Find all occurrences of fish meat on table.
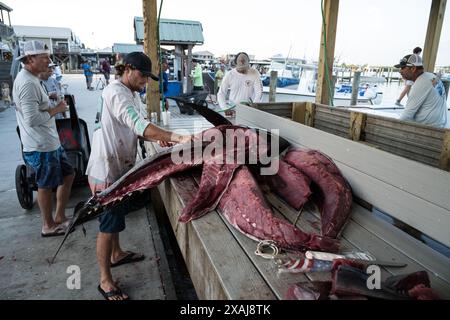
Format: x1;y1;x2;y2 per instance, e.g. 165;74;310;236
51;125;353;262
283;149;353;238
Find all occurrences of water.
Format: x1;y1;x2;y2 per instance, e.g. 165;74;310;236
374;81;450;109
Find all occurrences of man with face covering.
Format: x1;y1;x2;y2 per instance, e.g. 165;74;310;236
217;52;263;110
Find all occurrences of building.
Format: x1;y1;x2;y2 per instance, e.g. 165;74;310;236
193;50;214;62
13;25;83;71
112;43;144;55
0;2;15;90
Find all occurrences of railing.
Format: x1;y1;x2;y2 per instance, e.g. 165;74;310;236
0;24;14;38
53;46;69;55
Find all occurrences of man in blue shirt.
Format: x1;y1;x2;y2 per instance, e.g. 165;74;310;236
81;61;94;91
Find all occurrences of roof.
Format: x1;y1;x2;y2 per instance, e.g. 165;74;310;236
112;43;143;54
193;50;214;56
13;25;72;39
134;17;204;45
0;2;12;12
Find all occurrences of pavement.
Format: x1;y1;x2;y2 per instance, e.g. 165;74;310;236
0;74;182;300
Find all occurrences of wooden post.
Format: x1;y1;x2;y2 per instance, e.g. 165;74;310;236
423;0;447;73
351;71;361;106
315;0;339;106
269;70;278;103
305;102;316;127
439;131;450;171
187;45;193;93
142;0;160;121
292;102;307;124
349;112;367;141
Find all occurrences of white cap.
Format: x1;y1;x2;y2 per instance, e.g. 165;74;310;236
16;40;50;60
394;54;423;68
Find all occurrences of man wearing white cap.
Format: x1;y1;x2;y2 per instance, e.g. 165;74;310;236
395;54;447;128
13;40;75;236
39;62;65;119
217;52;263;111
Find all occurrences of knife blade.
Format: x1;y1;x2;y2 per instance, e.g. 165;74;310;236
305;251;407;268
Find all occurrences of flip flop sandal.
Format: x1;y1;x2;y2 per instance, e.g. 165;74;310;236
111;251;145;268
97;285;130;301
41;224;75;238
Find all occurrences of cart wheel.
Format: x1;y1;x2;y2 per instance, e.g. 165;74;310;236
15;165;34;210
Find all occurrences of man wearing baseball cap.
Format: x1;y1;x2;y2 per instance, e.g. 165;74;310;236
13;40;75;236
395;53;447;127
86;51;192;300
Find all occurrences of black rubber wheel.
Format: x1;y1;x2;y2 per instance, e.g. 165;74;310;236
15;164;34;210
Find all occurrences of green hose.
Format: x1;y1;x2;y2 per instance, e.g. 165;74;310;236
157;0;165;111
320;0;334;107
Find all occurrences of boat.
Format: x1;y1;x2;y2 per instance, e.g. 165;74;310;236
262;67;383;106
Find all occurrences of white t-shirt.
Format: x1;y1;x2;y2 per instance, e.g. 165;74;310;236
400;72;447;128
86;80;150;183
217;68;263;109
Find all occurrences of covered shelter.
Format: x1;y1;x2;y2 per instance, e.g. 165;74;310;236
134;16;204;93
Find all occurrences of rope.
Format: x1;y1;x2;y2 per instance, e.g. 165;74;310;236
255;240;280;260
320;0;334;107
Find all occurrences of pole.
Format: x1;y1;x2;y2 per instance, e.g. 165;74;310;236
269;71;278;103
142;0;160;121
351;71;361;106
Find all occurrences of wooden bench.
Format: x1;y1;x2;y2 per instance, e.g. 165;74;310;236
252;101;450;172
145;106;450;300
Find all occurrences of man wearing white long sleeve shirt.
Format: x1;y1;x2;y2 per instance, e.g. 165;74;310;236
395;54;447;128
13;40;74;237
217;52;263;110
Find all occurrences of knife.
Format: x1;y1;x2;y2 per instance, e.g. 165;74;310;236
306;251;407;268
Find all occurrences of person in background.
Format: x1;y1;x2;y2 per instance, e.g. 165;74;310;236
53;63;63;86
217;52;263;110
13;40;74;237
396;47;422;106
86;52;193;300
161;58;170;110
395;53;447;127
81;60;94;90
214;64;225;96
101;59;111;86
40;62;66;119
190;60;204;91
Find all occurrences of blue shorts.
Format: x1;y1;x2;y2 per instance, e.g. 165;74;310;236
89;177;130;234
23;147;74;189
98;200;130;233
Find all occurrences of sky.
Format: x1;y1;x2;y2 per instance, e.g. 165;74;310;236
8;0;450;66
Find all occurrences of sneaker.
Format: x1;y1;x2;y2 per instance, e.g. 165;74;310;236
395;101;403;107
